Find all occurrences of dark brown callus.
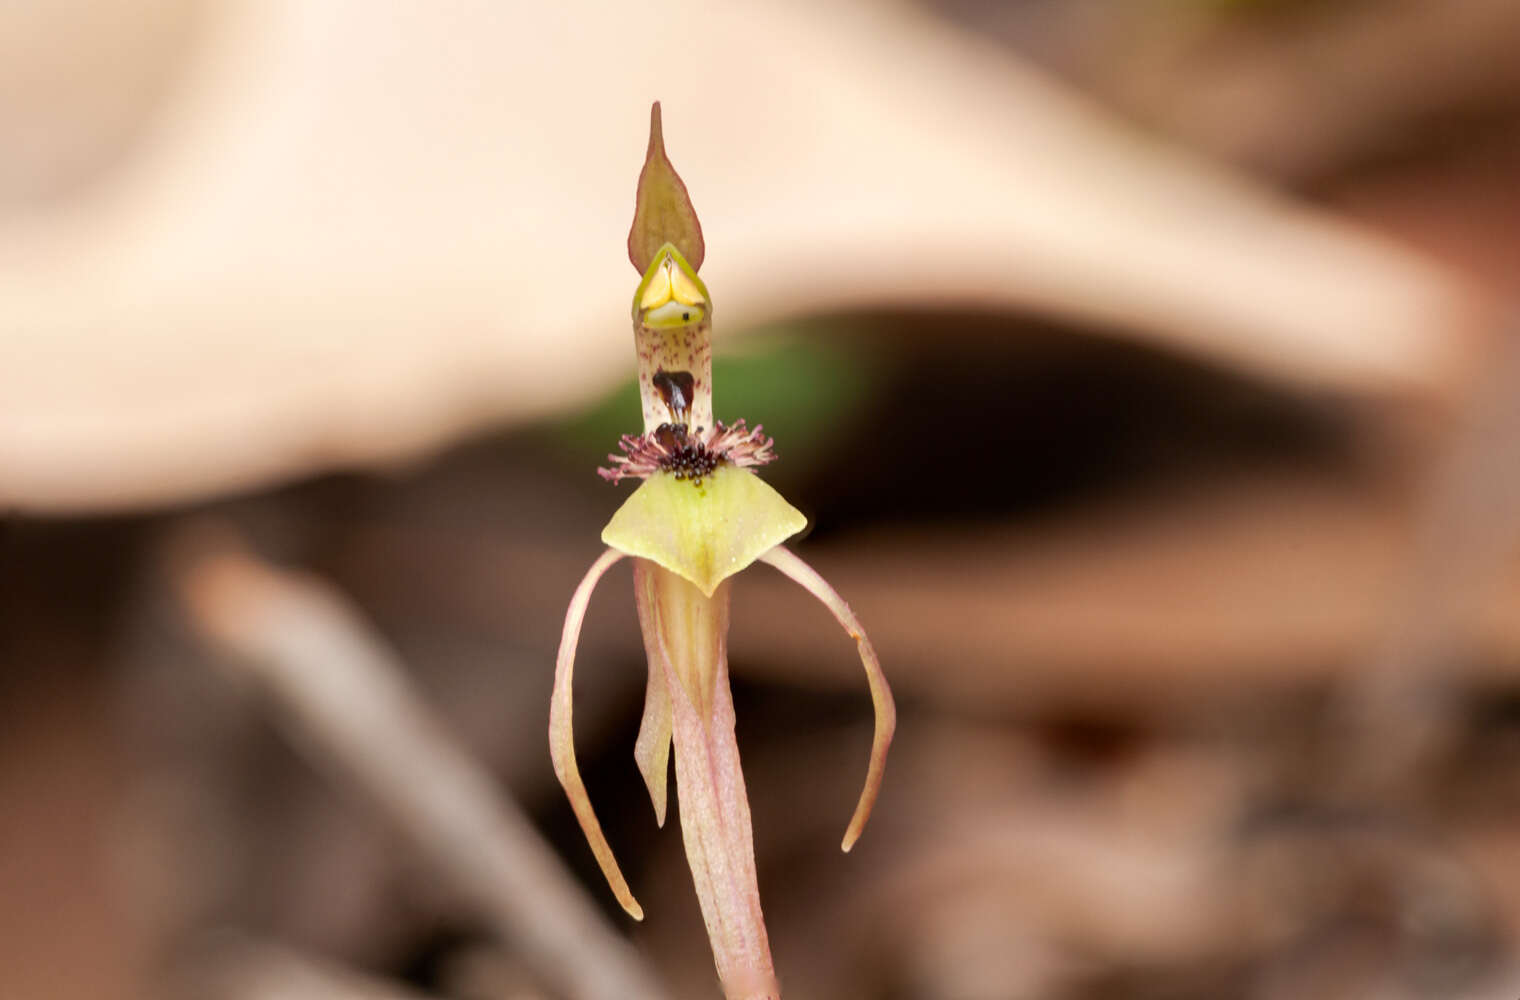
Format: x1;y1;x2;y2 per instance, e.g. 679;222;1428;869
651;422;719;486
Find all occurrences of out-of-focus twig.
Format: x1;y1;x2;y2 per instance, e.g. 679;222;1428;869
171;527;670;1000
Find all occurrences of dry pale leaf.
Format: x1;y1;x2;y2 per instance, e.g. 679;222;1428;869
0;0;1486;511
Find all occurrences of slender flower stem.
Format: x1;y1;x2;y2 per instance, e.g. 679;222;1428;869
636;560;778;1000
758;546;896;851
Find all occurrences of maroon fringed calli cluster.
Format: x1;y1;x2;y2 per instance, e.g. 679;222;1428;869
598;419;777;486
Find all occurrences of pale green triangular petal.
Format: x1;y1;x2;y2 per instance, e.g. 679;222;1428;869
601;465;806;597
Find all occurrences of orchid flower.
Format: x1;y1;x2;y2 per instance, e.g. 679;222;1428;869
549;103;896;1000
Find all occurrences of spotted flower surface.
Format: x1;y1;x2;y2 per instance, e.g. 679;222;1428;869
550;104;895;1000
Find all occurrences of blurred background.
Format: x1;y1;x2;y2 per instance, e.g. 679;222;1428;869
4;1;1520;997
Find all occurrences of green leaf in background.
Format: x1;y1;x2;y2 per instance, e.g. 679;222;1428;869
559;323;884;481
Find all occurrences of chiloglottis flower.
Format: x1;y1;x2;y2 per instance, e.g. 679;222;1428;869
549;103;896;1000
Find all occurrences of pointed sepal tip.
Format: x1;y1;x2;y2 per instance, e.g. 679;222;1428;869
628;101;705;274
